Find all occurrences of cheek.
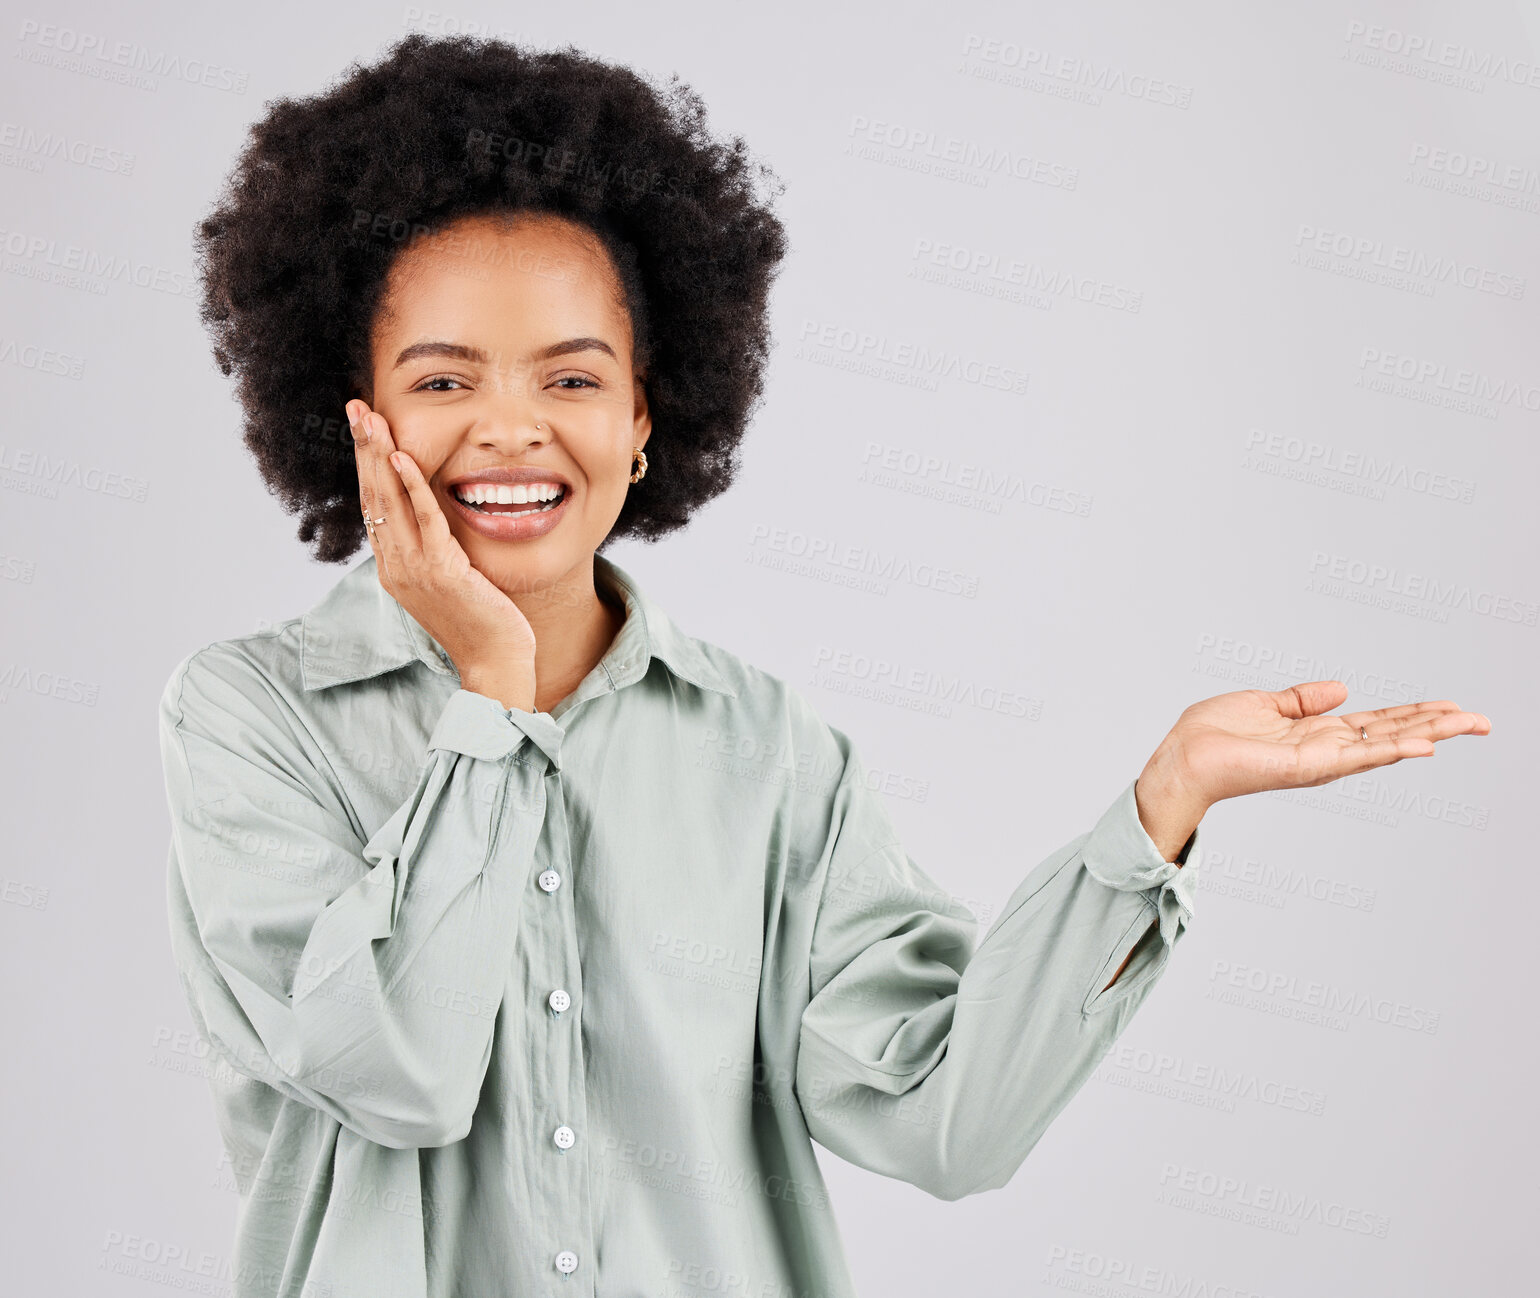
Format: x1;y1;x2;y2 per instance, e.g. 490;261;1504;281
386;419;452;470
408;445;451;480
601;457;635;499
581;440;636;493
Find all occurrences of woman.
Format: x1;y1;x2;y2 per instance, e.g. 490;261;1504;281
158;33;1489;1298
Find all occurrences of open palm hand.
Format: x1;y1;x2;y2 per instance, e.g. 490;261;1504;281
1161;679;1491;807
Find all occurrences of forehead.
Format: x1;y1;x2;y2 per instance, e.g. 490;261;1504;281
376;212;630;342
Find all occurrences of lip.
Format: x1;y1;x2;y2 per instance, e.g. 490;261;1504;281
446;466;573;490
446;479;573;542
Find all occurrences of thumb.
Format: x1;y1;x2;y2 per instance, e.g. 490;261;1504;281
1267;679;1349;718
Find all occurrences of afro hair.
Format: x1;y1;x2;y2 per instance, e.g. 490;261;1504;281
194;33;789;563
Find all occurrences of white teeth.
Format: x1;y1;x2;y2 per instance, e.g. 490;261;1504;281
453;482;565;505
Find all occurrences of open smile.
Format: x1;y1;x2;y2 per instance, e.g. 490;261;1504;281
446;481;573;540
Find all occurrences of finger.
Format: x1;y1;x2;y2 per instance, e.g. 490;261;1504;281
363;411;419;549
353;406;422;581
1380;710;1492;742
388;450;456;580
1336;729;1441;782
1355;706;1490;741
1352;704;1463;738
348;402;388;567
1340;700;1462;729
360;411;403;581
1267;680;1349;719
1315;709;1494;777
1358;731;1433;766
1304;732;1436;785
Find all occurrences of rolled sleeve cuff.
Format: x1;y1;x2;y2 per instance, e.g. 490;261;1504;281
427;689;565;769
1080;779;1203;947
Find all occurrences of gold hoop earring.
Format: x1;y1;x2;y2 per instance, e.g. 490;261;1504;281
629;447;648;484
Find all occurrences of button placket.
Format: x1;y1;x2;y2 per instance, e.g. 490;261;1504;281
535;763;592;1290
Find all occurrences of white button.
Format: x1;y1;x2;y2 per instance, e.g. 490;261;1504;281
538;869;562;893
548;989;570;1014
555;1249;578;1274
554;1124;575;1149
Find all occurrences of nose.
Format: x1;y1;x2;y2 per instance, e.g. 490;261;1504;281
470;399;552;454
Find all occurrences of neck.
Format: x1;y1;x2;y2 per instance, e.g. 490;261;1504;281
501;557;625;714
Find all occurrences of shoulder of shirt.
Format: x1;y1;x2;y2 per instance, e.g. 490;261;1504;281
673;631;857;769
158;619;307;736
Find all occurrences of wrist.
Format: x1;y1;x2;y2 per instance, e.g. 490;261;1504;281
1139;734;1209;810
460;668;536;714
1135;739;1210;863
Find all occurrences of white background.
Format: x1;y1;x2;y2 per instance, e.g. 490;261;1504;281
1;1;1535;1294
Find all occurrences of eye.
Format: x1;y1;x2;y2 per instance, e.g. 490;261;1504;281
411;374;466;392
553;374;600;390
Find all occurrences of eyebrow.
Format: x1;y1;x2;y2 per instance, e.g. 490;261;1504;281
392;336;618;369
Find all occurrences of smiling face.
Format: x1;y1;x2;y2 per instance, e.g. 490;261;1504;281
361;210;650;598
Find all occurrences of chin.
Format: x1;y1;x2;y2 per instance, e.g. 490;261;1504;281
458;533;583;594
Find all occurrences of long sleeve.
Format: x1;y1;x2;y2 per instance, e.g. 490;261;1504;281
158;645;563;1150
793;737;1203;1202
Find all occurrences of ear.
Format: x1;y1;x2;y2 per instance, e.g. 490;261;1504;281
632;376;652;451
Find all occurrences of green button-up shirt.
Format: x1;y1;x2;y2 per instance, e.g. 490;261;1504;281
157;551;1203;1298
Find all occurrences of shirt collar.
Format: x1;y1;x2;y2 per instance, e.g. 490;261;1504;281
299;551;736;700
